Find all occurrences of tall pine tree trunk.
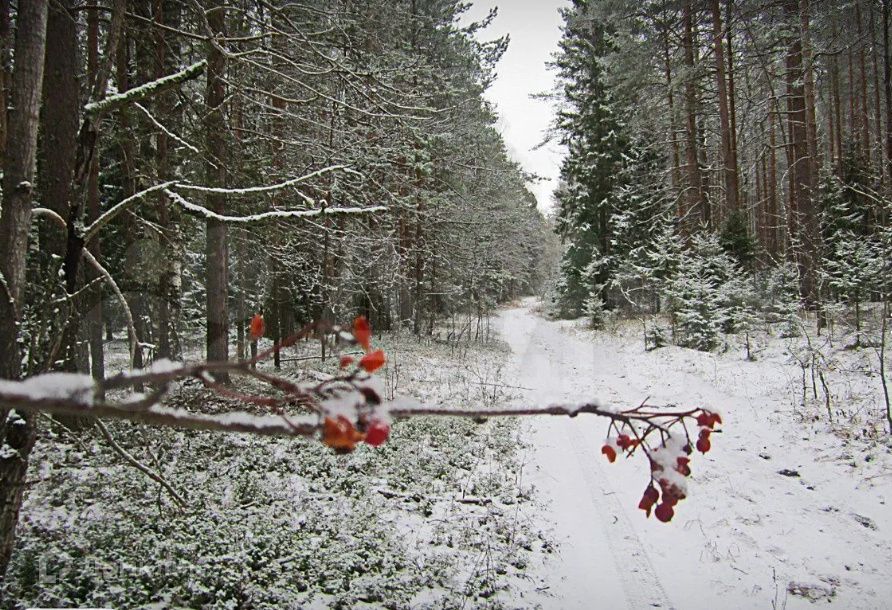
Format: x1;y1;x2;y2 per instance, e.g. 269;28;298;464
786;0;819;306
662;29;682;193
0;0;49;578
871;1;884;180
711;0;738;215
205;1;229;373
884;0;892;178
0;0;9;165
857;1;871;163
85;4;104;388
40;0;82;375
682;0;706;231
726;0;740;204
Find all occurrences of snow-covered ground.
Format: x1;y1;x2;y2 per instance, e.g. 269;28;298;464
5;299;890;609
496;298;892;610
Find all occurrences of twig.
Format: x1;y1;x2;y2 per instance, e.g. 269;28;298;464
95;419;188;509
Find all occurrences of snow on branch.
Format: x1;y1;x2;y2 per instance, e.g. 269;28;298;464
164;189;386;223
82;181;177;243
83;60;207;117
0;318;723;523
172;165;362;196
134;102;201;154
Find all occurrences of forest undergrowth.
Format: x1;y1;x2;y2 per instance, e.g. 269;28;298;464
2;325;547;610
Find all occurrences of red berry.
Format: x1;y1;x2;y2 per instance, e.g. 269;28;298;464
698;428;711;440
658;478;685;504
601;445;617;463
711;413;723;426
364;419;390;447
339;355;355;369
696;437;711;454
617;434;632;450
654;502;675;523
638;486;660;517
638;485;660;516
696;412;713;428
676;456;691;476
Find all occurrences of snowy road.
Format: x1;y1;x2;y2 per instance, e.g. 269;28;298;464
496;299;892;610
496;301;671;609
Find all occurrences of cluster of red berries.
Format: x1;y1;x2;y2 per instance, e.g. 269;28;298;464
600;433;639;463
695;411;721;453
641;453;690;522
321;316;391;453
323;414;391;453
601;409;722;523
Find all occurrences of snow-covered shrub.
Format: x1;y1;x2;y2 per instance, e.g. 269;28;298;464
760;262;801;337
583;290;609;328
822;232;885;345
664;232;751;351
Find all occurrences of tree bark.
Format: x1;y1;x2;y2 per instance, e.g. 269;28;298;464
86;3;104;388
857;1;871;162
884;0;892;177
0;0;49;579
40;0;82;375
768;117;779;257
682;0;707;230
662;27;682;194
786;0;819;306
0;0;10;165
154;0;181;361
711;0;738;215
726;0;740;205
831;15;844;168
205;0;229;373
801;0;820;189
871;0;884;180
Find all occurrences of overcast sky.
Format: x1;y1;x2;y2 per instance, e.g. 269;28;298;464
461;0;569;214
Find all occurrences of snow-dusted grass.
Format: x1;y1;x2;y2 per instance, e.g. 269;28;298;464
2;331;544;609
497;299;892;610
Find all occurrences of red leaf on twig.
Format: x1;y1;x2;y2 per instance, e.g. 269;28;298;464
359;349;386;373
250;314;265;341
353;316;371;351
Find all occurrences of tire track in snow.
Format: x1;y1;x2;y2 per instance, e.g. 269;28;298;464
499;302;672;609
564;420;674;609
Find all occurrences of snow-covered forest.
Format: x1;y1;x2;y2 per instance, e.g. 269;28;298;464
0;0;890;608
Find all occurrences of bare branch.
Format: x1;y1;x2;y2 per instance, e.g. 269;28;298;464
94;420;188;509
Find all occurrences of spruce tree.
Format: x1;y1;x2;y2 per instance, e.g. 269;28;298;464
552;0;625;317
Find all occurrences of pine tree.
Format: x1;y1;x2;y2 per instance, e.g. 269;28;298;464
720;209;758;269
664;232;751;351
552;1;625;317
610;141;677;313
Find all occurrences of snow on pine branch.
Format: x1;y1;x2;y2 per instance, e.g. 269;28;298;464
164;189;387;224
82;181;177;243
173;165;362;196
83;60;208;117
134;102;201;154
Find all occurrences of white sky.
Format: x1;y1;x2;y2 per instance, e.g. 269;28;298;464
461;0;569;214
